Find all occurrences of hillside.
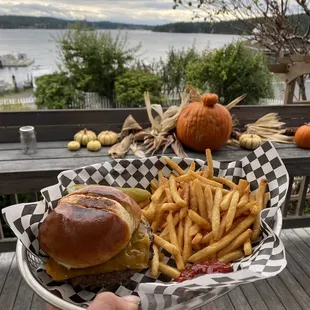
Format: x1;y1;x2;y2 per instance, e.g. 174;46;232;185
0;15;153;30
152;14;310;35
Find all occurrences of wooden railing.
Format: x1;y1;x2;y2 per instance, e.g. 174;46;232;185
1;105;310;252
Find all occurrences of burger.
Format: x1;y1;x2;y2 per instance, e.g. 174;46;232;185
38;185;153;289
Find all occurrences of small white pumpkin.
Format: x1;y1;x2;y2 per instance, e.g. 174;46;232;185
87;140;101;152
74;129;97;146
98;131;118;146
67;141;81;151
239;133;262;150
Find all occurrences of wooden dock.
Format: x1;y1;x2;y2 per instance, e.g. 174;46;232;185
0;228;309;310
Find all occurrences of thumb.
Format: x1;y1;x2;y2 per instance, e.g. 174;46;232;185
87;292;140;310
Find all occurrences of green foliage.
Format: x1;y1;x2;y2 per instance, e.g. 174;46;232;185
57;23;141;100
159;46;199;94
186;42;274;104
115;69;164;107
0;103;32;111
34;72;81;109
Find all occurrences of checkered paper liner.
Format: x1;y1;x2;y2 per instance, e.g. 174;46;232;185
2;142;288;310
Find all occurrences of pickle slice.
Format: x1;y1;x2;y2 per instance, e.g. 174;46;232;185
117;187;151;203
65;184;151;203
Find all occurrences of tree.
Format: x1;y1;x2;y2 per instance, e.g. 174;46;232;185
158;46;199;97
115;69;164;107
56;23;141;101
173;0;310;100
34;72;82;109
186;42;274;104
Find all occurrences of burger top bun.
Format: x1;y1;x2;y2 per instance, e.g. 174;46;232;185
38;185;141;269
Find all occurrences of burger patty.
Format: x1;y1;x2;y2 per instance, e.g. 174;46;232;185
69;218;154;289
69;269;138;289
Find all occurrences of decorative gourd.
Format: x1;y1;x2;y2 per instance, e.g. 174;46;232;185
87;140;101;152
67;141;81;151
98;131;118;146
295;124;310;149
74;129;97;146
239;133;262;150
176;93;232;151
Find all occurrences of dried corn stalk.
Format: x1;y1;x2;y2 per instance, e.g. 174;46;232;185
108;90;191;158
244;113;294;144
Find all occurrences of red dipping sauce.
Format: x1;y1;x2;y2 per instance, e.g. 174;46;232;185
176;260;233;282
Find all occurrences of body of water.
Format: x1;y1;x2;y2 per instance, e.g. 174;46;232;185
0;29;239;85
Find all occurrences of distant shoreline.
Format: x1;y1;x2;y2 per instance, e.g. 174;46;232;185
0;15;241;35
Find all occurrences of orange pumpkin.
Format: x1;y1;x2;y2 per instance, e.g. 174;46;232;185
295;124;310;149
176;93;232;152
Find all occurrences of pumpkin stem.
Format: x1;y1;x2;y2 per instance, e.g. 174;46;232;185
202;93;218;107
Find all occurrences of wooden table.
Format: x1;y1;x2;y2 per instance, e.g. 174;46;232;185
2;228;310;310
1;141;310;196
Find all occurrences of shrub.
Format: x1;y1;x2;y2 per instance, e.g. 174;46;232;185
34;72;81;109
186;42;274;104
57;23;141;101
115;69;164;107
159;46;199;95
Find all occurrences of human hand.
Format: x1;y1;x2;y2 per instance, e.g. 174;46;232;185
46;292;140;310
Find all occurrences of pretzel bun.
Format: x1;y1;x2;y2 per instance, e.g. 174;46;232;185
38;185;141;269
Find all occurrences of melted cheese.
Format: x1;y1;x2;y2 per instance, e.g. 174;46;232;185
46;221;151;281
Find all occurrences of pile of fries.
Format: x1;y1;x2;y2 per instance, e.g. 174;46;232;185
139;150;270;280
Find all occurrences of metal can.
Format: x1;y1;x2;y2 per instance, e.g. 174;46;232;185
19;126;37;154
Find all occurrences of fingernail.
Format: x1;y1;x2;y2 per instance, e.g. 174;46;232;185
122;295;141;304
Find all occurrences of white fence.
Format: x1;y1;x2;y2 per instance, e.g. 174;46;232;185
0;95;37;110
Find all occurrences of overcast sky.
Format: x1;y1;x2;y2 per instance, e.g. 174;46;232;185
0;0;193;25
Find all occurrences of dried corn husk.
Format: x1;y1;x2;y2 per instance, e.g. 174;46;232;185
120;115;143;139
108;134;133;158
244;113;294;144
130;142;145;158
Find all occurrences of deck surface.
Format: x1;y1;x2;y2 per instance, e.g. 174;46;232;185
1;228;310;310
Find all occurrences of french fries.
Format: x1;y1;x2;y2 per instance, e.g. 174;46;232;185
189;215;256;263
151;245;159;276
212;187;222;240
145;151;269;280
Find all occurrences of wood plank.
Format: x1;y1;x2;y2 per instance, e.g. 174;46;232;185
0;256;22;310
228;286;252;310
1;105;310;142
282;230;310;265
1;144;310;174
1;142;310;195
284;250;310;296
200;301;218;310
268;63;288;73
214;294;235;310
284;80;296;105
296;176;310;215
283;216;310;229
0;239;17;253
293;228;310;248
267;276;303;310
0;109;150;127
253;280;286;310
0;122;150;143
277;267;310;310
1;142;67;150
282;177;294;216
239;283;269;310
280;232;310;279
30;294;46;310
0;252;15;293
12;280;34;310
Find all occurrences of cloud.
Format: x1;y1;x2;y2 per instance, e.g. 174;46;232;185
0;0;193;25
